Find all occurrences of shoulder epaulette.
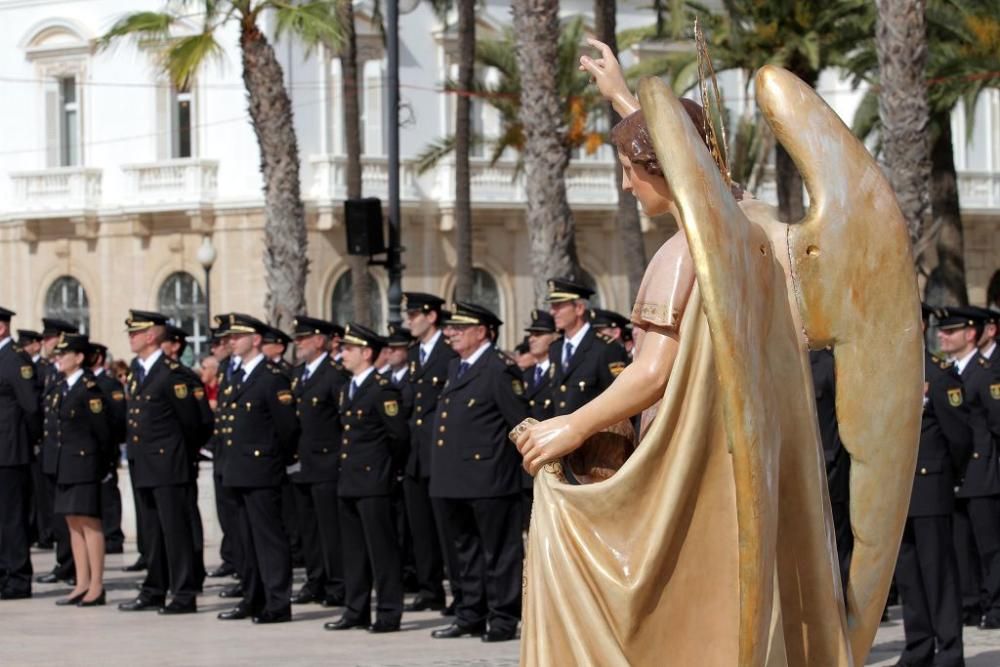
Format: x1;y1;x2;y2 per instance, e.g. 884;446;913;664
931;353;952;370
378;377;389;386
497;350;514;366
84;379;96;388
270;365;282;374
167;360;179;370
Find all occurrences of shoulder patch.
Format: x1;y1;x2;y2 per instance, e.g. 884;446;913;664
948;387;963;407
173;383;189;399
383;399;399;416
168;361;179;370
991;383;1000;401
277;389;293;405
20;365;34;380
88;398;103;414
111;390;125;401
85;379;96;389
608;361;626;377
511;379;524;396
379;378;389;386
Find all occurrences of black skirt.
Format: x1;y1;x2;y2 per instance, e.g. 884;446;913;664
54;482;101;518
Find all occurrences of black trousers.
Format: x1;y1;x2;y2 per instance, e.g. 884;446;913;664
46;473;74;579
403;475;445;601
213;471;240;571
435;495;523;634
187;478;205;589
0;466;33;595
966;495;1000;620
281;479;302;562
897;515;964;667
338;495;403;625
101;467;124;550
136;484;199;605
128;461;148;564
521;488;533;534
292;480;344;600
431;497;464;607
830;500;853;591
29;460;53;546
232;485;291;615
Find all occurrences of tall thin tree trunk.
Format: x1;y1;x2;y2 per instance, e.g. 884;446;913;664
594;0;644;304
925;115;968;306
339;0;373;326
453;0;475;302
774;143;805;222
874;0;931;247
239;16;307;332
512;0;580;305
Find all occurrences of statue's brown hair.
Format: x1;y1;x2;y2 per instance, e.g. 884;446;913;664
610;100;709;177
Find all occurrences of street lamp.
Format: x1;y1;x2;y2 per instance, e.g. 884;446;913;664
196;235;217;338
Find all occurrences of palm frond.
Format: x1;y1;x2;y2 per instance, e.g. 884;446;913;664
850;88;881;142
97;11;178;52
415;135;456;174
271;0;344;54
164;31;225;90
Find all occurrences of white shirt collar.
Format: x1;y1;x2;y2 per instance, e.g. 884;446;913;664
0;337;11;351
392;367;408;383
420;329;442;359
65;368;84;389
305;352;328;376
461;341;492;366
378;364;392;375
535;358;550;374
241;352;265;379
32;353;41;363
953;348;978;374
93;367;105;376
982;341;997;361
564;323;591;351
352;366;375;387
140;349;163;374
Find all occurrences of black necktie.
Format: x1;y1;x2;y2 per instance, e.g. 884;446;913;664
302;366;312;383
136;365;146;386
348;381;358;400
534;365;544;388
457;362;470;379
60;380;69;398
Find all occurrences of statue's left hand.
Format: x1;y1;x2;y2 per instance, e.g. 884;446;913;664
514;415;586;476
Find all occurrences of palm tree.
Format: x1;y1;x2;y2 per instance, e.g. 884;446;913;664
99;2;343;331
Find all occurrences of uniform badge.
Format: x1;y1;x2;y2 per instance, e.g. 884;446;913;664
512;379;524;396
948;387;963;407
991;384;1000;400
173;383;189;399
20;365;33;379
88;398;103;414
193;387;205;400
383;400;399;416
277;390;294;405
111;390;125;401
608;362;626;377
548;365;555;379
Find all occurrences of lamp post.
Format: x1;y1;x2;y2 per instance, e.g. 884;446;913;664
196;236;217;344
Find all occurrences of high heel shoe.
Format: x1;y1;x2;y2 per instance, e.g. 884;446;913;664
56;591;86;606
77;590;106;607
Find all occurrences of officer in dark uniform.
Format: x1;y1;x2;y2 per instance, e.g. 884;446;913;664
215;314;299;624
896;305;969;667
0;306;43;600
289;315;349;607
976;308;998;363
521;310;557;529
809;347;851;588
16;330;43;362
117;310;205;615
324;324;408;633
938;306;1000;629
385;324;418;594
589;308;631;346
401;292;458;614
35;318;80;585
430;302;529;642
17;329;47;549
87;342;126;554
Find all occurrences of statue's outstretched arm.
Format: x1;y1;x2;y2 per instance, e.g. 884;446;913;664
515;327;678;475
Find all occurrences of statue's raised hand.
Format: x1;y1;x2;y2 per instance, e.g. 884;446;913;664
579;38;640;117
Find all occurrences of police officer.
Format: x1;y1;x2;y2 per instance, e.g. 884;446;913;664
17;330;43;363
87;342;127;555
402;292;457;613
895;305;969;667
216;314;299;624
430;303;529;642
117;310;204;615
0;306;42;600
289;315;349;607
324;324;408;633
589;308;631;346
976;308;997;363
521;310;558;528
385;324;418;594
18;329;47;550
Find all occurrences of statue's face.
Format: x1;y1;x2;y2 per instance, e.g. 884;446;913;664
619;152;672;217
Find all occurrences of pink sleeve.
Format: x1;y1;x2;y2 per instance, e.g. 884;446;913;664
631;235;695;332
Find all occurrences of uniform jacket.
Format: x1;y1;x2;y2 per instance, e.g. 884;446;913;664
911;353;973;516
92;370;127;448
549;328;628;416
210;354;238;468
405;333;456;479
125;354;205;488
429;348;529;499
292;354;349;484
176;363;214;457
218;358;300;488
810;349;848;504
956;356;1000;498
0;341;42;467
53;373;114;485
522;362;554;490
337;370;408;498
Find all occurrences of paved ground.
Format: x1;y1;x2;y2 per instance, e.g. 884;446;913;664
4;549;1000;665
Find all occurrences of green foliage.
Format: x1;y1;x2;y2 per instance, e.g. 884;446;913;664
273;1;344;54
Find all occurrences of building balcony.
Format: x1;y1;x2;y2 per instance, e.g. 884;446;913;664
307;155;421;203
958;171;1000;213
120;159;219;212
9;166;102;218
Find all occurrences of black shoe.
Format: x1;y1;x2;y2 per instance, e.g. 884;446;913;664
56;591;86;606
964;611;983;627
981;615;1000;630
207;564;236;578
482;627;517;642
369;620;401;633
118;596;164;611
122;560;147;573
0;590;32;601
158;600;196;615
291;589;318;605
218;604;252;620
432;622;486;638
78;590;106;607
406;595;445;612
218;584;244;599
252;609;291;624
324;616;370;630
440;601;457;617
35;572;61;584
320;596;345;608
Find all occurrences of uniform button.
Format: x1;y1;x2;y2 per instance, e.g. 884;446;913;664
560;385;567;392
345;411;352;417
437;439;444;447
159;448;164;454
441;412;448;419
474;453;481;461
439;426;446;433
920;467;927;475
345;425;351;431
79;450;85;456
254;450;261;457
44;431;48;436
530;400;535;406
559;401;566;408
227;441;233;446
342;438;348;445
341;453;347;459
974;452;981;459
416;405;422;412
322;448;328;453
297;398;302;403
133;436;139;443
296;410;301;417
365;465;371;471
444;398;450;405
416;419;423;426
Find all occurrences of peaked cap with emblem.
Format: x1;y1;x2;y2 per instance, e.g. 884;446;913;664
937;306;987;331
590;308;630;330
16;329;42;343
921;303;946;322
218;313;268;335
967;306;999;326
43;317;79;337
261;325;292;347
88;341;109;359
342;322;387;348
165;324;189;343
125;310;169;333
293;315;338;338
0;306;15;323
444;301;502;328
402;292;446;314
546;277;595;304
387;324;415;348
54;332;91;354
525;309;556;334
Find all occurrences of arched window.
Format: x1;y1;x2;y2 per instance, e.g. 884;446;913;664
158;271;206;365
45;276;90;334
331;270;386;332
578;269;602;308
451;268;502;322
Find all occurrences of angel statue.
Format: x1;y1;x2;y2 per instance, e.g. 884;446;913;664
512;37;924;667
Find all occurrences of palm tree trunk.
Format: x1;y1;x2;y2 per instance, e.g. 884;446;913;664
238;15;307;332
512;0;580;305
924;114;968;306
339;0;374;326
594;0;645;303
874;0;931;247
453;0;475;302
774;143;805;222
